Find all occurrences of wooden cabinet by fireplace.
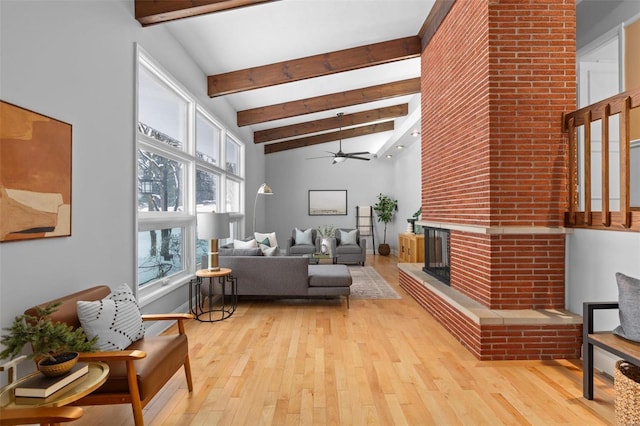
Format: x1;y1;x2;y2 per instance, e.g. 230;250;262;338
398;233;424;263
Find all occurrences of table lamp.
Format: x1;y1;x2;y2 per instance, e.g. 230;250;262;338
197;212;230;271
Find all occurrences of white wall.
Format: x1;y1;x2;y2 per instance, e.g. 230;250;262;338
264;147;397;253
570;0;640;376
577;0;640;50
0;0;260;372
393;142;422;238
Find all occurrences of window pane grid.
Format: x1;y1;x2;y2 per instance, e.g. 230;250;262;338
137;46;244;299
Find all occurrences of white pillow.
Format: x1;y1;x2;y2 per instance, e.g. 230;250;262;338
254;232;278;248
295;228;313;245
77;284;145;351
340;229;358;245
234;238;258;249
260;244;280;256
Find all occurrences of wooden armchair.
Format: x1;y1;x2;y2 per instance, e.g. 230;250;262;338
24;286;193;426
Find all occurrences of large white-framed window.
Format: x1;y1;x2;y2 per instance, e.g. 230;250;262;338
136;46;244;305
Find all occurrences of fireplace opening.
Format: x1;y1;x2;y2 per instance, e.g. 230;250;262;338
423;227;450;285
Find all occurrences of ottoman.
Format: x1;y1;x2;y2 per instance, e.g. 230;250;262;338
307;264;353;308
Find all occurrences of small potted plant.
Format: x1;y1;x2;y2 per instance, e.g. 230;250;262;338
412;207;422;234
373;193;398;256
0;302;97;377
317;224;336;255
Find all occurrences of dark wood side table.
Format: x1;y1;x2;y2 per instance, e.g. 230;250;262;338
190;268;237;322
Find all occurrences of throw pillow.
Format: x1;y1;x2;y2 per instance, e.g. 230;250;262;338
234;238;258;249
260;244;280;256
339;229;358;245
255;232;278;248
295;228;313;245
77;283;145;351
257;237;270;247
613;272;640;342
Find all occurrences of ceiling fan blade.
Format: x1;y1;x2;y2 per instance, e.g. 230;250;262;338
349;156;370;161
306;155;335;160
345;151;370;156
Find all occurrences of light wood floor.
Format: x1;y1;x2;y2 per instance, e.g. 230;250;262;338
77;255;616;425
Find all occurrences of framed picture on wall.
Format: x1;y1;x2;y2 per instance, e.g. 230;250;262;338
308;190;347;216
0;101;72;242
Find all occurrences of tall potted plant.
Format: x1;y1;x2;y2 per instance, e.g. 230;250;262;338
373;193;398;256
0;302;97;377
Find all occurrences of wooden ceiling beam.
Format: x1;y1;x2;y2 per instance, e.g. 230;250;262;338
253;104;408;144
207;36;421;97
264;121;394;154
134;0;278;26
238;78;420;126
418;0;456;52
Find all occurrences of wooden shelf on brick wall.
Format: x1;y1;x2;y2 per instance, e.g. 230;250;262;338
398;233;424;263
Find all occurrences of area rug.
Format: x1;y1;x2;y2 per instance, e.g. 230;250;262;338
348;266;401;300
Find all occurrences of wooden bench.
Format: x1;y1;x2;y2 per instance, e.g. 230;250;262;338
583;301;640;399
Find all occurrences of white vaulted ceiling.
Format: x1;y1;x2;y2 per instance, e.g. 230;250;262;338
145;0;435;158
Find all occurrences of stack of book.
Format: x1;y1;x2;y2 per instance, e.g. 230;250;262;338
14;363;89;404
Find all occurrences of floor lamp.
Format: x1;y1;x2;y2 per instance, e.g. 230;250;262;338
252;183;273;234
197;212;230;271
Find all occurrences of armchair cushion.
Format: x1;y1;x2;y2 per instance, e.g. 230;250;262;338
77;284;145;351
93;333;188;401
339;229;358;245
295;227;314;245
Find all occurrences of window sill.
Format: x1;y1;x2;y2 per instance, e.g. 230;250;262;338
138;274;194;308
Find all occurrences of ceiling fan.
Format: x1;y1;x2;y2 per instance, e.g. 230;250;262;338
307;113;370;164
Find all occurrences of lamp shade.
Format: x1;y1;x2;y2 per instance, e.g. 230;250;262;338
197;212;230;240
257;183;273;195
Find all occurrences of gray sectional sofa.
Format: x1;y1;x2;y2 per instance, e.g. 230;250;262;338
210;255;353;307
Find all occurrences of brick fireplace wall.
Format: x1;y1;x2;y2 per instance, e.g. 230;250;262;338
407;0;580;360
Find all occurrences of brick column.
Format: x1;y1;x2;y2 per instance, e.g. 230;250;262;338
409;0;579;360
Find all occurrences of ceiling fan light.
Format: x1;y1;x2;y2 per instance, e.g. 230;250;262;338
334;157;347;163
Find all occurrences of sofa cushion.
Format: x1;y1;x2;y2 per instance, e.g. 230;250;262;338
614;272;640;342
260;245;280;256
308;265;352;287
254;231;278;248
234;239;258;249
77;284;145;351
220;247;262;256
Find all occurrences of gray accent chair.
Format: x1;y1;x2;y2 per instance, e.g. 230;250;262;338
331;228;367;266
285;228;321;256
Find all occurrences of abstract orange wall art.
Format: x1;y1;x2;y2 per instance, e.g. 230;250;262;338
0;101;72;242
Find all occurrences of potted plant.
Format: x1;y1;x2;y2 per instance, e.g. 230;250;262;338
412;207;422;234
373;193;398;256
0;302;97;377
317;224;336;255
